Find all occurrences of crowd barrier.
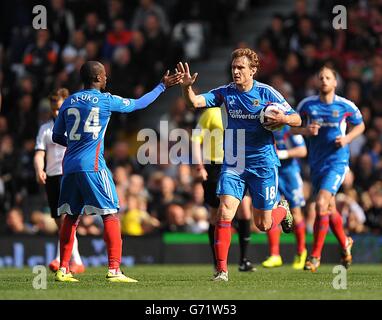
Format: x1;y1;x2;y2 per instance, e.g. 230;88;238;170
0;233;380;268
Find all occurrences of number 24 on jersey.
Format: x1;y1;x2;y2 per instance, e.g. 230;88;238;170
67;107;101;140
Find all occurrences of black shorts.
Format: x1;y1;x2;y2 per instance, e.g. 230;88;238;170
202;163;222;209
45;175;62;219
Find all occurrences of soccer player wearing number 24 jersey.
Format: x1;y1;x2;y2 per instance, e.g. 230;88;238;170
177;48;302;281
294;66;365;272
52;61;182;282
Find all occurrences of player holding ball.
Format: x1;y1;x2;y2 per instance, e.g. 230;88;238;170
177;47;301;281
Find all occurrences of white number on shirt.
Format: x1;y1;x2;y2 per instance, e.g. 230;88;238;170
68;108;81;140
84;107;101;139
265;186;276;200
332;174;342;190
68;107;101;140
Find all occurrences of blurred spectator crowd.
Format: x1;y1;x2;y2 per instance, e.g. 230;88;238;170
0;0;382;237
246;0;382;236
0;0;246;235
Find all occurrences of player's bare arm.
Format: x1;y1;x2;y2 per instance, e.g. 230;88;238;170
191;139;208;182
335;121;365;148
291;122;321;137
177;62;206;108
161;69;184;88
266;109;302;130
277;145;307;160
33;150;47;184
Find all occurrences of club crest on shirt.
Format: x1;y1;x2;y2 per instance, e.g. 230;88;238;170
332;110;339;117
123;98;130;106
253;99;260;106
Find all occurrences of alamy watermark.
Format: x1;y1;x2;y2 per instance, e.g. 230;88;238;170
32;5;47;30
332;5;347;30
136;121;246;172
332;265;347;290
32;265;47;289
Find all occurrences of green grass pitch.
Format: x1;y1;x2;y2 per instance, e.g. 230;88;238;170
0;264;381;300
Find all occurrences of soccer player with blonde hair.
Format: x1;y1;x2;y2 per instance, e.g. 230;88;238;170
178;48;302;281
192;106;256;272
294;66;365;271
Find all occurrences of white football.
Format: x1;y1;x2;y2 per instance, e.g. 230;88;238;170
259;103;286;131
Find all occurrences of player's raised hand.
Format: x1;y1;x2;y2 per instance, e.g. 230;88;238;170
177;62;198;87
161;69;184;88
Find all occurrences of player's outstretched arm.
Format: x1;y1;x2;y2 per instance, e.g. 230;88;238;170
177;62;206;108
126;70;183;112
161;69;183;88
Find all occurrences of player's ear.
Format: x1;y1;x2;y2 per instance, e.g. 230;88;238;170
252;67;257;78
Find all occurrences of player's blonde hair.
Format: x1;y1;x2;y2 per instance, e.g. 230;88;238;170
49;88;69;102
318;65;337;79
231;48;260;76
49;88;69;110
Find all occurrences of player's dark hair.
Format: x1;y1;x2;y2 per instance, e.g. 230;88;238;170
80;61;104;86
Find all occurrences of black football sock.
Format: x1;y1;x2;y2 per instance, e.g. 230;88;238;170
238;219;251;263
208;223;217;268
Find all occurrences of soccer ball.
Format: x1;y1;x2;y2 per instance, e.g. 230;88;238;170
259;103;286;132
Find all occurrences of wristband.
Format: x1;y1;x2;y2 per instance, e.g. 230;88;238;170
278;150;289;160
158;82;166;91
